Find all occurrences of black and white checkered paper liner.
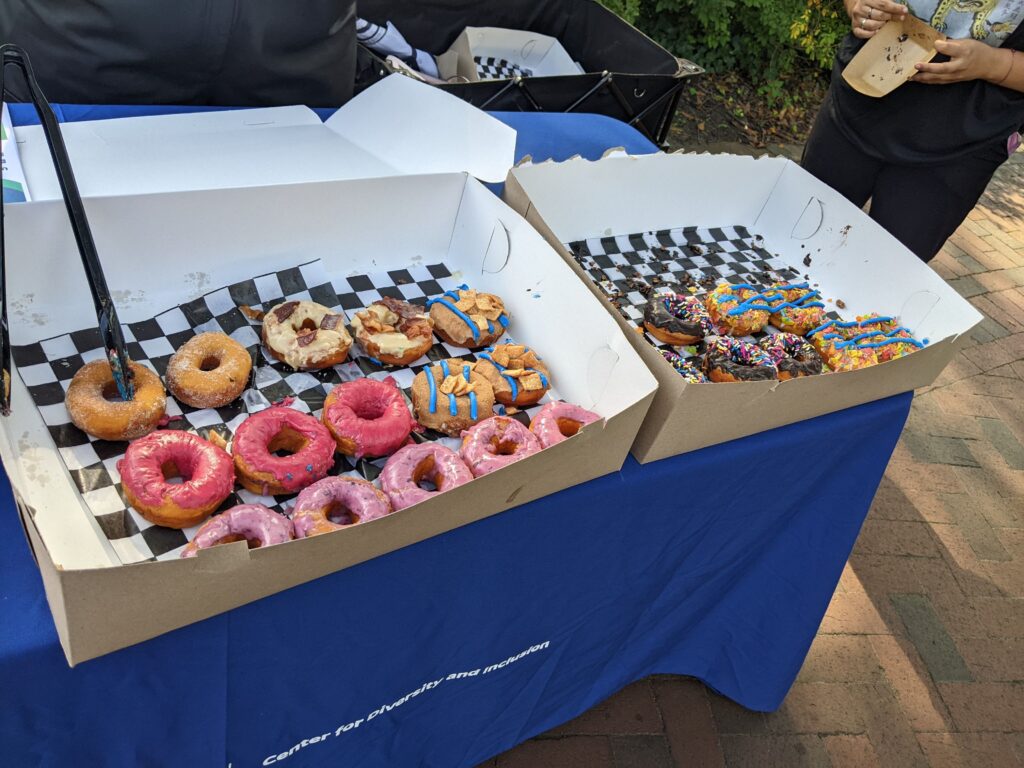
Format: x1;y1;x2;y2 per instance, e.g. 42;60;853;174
565;225;841;357
12;260;559;564
474;55;533;80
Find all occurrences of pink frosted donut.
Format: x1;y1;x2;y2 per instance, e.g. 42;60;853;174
290;476;393;538
380;443;473;511
459;416;541;477
181;504;293;558
322;377;417;459
118;431;234;529
530;401;602;449
231;406;335;496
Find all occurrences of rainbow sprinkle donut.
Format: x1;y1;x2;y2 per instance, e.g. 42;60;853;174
702;336;778;383
757;333;823;380
660;350;709;383
764;283;827;335
807;318;924;371
643;293;714;345
704;283;771;336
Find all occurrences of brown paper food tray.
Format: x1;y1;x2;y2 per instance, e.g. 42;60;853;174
843;14;942;98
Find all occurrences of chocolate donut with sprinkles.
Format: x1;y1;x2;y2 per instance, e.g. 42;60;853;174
702;336;778;383
410;358;495;436
757;333;823;380
426;285;509;349
660;350;709;383
643;293;714;346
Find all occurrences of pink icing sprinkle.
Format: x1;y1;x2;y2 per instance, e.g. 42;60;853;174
380;443;473;511
459;416;541;477
231;407;335;494
181;504;293;557
156;414;184;428
529;401;601;449
117;431;234;510
272;396;296;407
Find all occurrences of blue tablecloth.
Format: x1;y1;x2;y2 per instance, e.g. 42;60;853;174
1;105;913;768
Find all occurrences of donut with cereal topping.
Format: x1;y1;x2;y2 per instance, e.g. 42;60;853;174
474;344;551;407
411;359;494;436
704;283;772;337
764;283;827;336
426;286;508;349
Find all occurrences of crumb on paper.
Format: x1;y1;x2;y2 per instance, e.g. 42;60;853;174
240;305;265;322
803;254;812;267
836;299;847;310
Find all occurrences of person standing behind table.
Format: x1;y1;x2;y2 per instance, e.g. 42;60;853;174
801;1;1024;263
0;0;356;106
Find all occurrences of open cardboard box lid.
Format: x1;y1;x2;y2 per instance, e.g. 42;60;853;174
436;26;584;83
14;74;518;198
504;151;984;461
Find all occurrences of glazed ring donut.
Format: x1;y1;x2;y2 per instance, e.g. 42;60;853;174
459;416;541;477
181;504;293;557
351;297;434;366
165;332;252;409
705;283;771;337
529;401;601;449
765;283;827;336
117;431;234;529
660;350;709;383
807;320;878;372
757;333;823;380
427;285;508;349
322;376;417;459
380;442;474;511
411;359;495;436
474;344;551;407
66;360;167;441
643;293;714;346
231;406;335;496
262;300;352;370
290;476;393;538
702;337;779;383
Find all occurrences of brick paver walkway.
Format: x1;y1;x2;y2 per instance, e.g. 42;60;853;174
484;153;1024;767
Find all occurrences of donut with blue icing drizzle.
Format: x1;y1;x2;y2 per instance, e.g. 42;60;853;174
474;343;551;407
426;286;509;349
410;358;495;436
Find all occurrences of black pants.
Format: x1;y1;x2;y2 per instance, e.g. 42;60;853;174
802;98;1012;262
0;0;356;107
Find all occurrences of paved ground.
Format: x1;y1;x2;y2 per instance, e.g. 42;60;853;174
483;152;1024;767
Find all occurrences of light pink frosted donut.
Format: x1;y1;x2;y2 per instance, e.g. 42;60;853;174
380;443;473;511
530;401;602;449
181;504;293;558
460;416;541;477
290;476;393;538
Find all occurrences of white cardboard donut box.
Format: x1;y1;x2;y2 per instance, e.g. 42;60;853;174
0;77;657;665
503;151;984;463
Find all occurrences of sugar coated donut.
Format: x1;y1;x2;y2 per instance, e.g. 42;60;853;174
165;332;252;409
474;344;551;407
290;476;392;538
66;359;166;441
322;376;416;458
411;359;494;436
118;431;234;529
459;416;541;477
380;443;474;511
262;300;351;370
231;406;335;496
351;297;434;366
764;283;827;336
757;333;823;380
705;283;771;336
530;401;601;449
807;320;879;372
660;350;709;383
181;504;293;557
426;285;508;349
643;293;713;346
702;336;778;383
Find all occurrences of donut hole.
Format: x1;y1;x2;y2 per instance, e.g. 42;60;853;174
296;318;318;333
490;438;520;456
556;418;583;438
353;398;387;421
325;501;360;526
101;380;127;402
216;533;262;549
267;426;309;458
199;355;221;372
412;455;440;492
160;460;190;485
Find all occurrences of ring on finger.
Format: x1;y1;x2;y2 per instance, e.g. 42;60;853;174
868;7;875;19
860;16;868;28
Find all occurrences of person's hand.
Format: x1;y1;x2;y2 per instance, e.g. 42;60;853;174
913;38;1014;84
844;0;908;39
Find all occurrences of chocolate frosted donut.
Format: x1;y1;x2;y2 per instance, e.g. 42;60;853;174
643;293;713;346
757;333;823;381
702;336;778;383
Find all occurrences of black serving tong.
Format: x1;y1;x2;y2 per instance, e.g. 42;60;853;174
0;43;134;415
